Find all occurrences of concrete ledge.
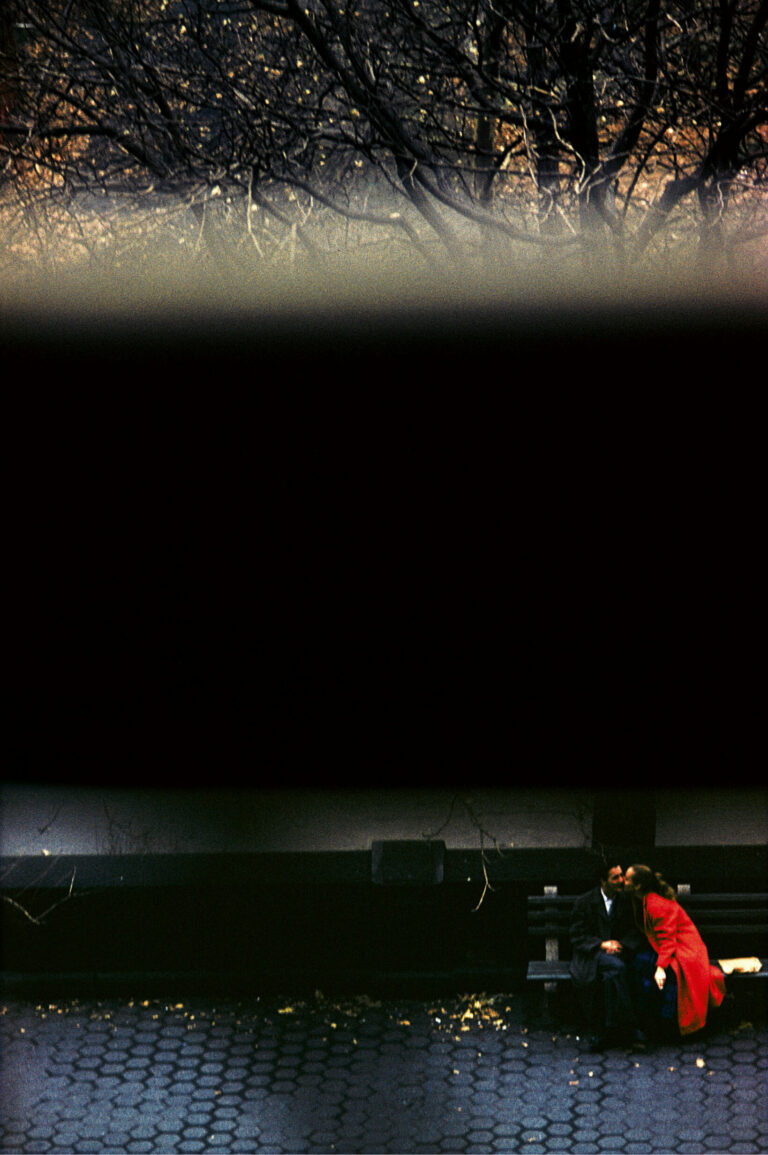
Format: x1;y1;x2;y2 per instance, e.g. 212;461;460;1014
2;844;766;891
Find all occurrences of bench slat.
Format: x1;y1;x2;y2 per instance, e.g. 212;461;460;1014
527;960;572;981
527;893;768;902
684;923;768;935
529;921;768;934
527;894;768;909
526;959;767;981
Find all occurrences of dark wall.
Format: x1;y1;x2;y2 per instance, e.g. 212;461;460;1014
2;845;766;996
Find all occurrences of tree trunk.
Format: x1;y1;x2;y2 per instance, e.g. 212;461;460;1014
396;157;463;263
525;27;562;234
0;8;18;137
474;10;505;205
697;178;727;268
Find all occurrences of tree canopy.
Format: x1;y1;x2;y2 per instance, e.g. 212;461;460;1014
1;0;766;274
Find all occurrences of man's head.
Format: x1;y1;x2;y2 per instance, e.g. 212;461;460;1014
600;863;625;897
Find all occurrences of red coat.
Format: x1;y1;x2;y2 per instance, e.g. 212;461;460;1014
642;892;727;1035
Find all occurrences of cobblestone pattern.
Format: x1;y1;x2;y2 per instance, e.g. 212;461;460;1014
1;990;766;1154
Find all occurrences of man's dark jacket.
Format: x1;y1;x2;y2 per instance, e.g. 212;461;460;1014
569;887;644;986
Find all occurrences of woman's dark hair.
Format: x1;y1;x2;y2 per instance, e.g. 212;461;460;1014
628;863;677;901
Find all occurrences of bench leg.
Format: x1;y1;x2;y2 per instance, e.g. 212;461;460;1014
544;886;559;1000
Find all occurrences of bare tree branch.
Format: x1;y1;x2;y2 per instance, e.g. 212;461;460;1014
2;866;77;926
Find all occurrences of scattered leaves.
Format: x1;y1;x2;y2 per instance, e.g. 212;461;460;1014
427;993;515;1034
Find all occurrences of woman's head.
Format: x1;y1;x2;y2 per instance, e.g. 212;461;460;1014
626;864;676;900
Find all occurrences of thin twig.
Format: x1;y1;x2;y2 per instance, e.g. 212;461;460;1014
471;855;495;912
1;866;77;926
422;792;460;840
423;793;504;911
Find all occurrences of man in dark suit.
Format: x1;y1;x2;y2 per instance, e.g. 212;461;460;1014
569;859;646;1050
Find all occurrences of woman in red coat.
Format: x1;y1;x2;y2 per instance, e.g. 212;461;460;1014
625;864;727;1036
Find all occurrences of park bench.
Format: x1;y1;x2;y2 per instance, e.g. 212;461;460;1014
527;886;768;989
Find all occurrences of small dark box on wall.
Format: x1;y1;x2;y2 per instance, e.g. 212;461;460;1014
372;840;445;886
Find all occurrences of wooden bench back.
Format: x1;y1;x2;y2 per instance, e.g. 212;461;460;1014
528;889;768;955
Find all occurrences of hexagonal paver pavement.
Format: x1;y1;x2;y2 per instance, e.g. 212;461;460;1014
1;988;766;1153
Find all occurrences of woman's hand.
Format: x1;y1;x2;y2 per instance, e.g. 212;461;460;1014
654;966;667;990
